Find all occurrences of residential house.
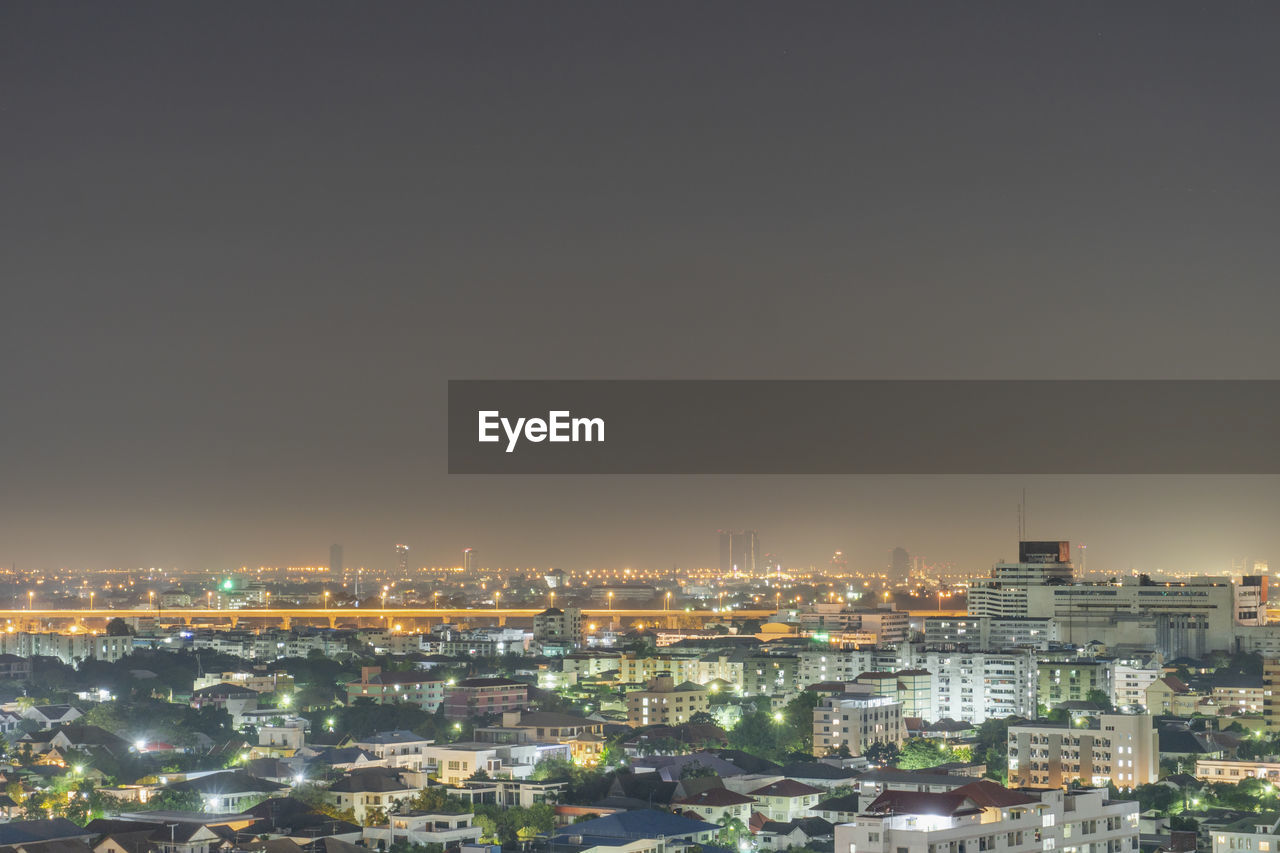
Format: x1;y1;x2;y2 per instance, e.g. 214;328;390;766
747;779;823;823
166;771;287;814
671;786;755;825
363;812;483;850
326;769;418;824
353;731;434;771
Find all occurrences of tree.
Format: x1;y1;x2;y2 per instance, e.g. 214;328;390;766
105;618;133;636
728;709;781;759
715;816;750;849
139;788;204;812
896;739;952;770
1085;689;1115;711
863;741;900;766
405;786;471;814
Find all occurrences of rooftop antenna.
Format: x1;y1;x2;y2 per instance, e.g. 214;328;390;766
1018;488;1027;541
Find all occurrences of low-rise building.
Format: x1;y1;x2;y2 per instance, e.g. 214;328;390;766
1210;813;1280;853
363;811;484;849
347;667;447;711
835;782;1138;853
354;730;436;770
443;677;529;721
1195;758;1280;783
748;779;824;822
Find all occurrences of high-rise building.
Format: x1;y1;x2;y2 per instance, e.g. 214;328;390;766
330;544;343;574
395;544;409;574
463;547;477;574
968;540;1075;619
1263;657;1280;732
830;551;848;574
889;547;910;582
718;529;759;575
1236;575;1269;625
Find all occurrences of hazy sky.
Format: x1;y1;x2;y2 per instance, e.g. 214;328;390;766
4;3;1280;574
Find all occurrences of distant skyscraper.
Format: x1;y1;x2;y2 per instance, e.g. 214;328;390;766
718;529;759;575
463;547;477;574
890;546;910;581
330;544;343;574
831;551;849;574
395;543;409;574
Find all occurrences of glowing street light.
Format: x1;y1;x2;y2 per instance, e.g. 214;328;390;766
323;590;330;609
27;591;33;611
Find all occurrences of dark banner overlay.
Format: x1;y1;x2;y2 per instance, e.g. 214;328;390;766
448;380;1280;474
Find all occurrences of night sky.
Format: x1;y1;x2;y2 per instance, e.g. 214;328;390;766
4;3;1280;574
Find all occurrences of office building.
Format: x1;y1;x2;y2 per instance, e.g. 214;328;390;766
395;543;409;574
329;544;343;574
968;540;1074;620
1236;575;1269;626
719;529;760;575
1008;713;1158;789
924;616;1058;650
464;547;478;574
890;546;910;582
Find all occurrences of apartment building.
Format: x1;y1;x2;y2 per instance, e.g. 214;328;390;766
0;632;134;666
835;782;1138;853
347;667;447;711
896;647;1038;723
1008;713;1158;789
813;687;905;757
854;671;933;719
1262;658;1280;733
534;607;584;647
627;676;710;727
1111;663;1161;711
1211;814;1280;853
1037;659;1113;710
1195;758;1280;783
443;677;530;721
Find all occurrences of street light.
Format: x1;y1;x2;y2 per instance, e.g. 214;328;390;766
27;591;33;611
608;590;614;611
89;592;95;611
323;590;330;609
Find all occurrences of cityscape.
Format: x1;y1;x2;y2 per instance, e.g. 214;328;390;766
0;532;1277;853
7;6;1280;853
